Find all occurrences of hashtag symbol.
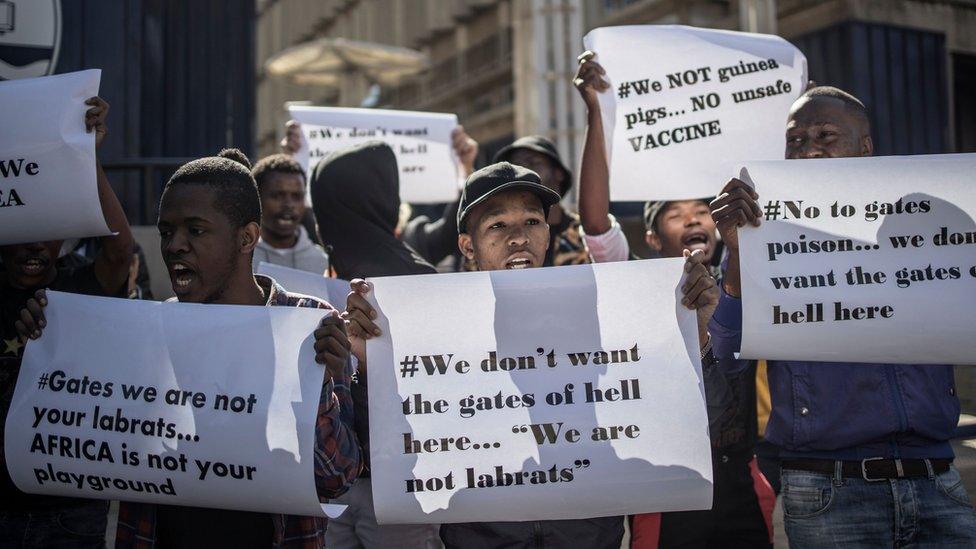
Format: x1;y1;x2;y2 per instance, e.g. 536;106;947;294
763;200;782;221
399;356;419;378
37;373;49;390
616;81;631;99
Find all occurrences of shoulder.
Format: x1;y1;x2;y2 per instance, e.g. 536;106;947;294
279;291;336;311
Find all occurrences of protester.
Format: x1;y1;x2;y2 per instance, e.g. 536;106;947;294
251;153;330;274
401;126;478;268
487;136;592;267
17;148;361;548
278;119;325;248
343;161;720;549
309;141;442;548
710;86;976;547
574;51;773;549
59;239;154;300
0;96;133;548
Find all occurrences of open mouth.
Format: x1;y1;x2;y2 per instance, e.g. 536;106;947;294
169;262;197;292
506;257;532;270
275;213;297;227
681;231;710;251
18;257;49;277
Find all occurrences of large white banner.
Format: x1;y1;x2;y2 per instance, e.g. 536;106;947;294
365;260;713;524
289;106;459;204
257;262;350;309
583;25;807;201
5;291;343;517
737;154;976;364
0;70;112;245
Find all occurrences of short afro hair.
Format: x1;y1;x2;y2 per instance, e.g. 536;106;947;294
251;154;306;193
162;148;261;228
798;86;870;131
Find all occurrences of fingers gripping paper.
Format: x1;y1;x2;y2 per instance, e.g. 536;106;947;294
0;70;112;245
288;106;459;204
365;260;713;524
737;154;976;364
4;292;343;517
583;26;807;201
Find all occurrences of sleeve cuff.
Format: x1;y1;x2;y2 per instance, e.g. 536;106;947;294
320;376;337;412
712;286;743;331
581;215;630;263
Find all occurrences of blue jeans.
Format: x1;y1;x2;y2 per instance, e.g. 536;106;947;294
0;501;107;548
782;464;976;548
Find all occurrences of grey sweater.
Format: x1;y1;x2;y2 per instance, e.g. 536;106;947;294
251;226;329;275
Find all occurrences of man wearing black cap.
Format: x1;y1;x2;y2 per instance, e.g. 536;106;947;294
491;136;591;267
345;161;721;549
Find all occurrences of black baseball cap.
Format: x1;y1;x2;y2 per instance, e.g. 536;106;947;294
457;162;561;233
493;136;573;197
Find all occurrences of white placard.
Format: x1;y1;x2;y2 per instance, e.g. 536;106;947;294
288;106;459;204
0;70;112;245
737;154;976;364
257;262;350;308
583;25;807;201
365;260;713;524
5;291;344;517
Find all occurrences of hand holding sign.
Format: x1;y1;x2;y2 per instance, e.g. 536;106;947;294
736;154;976;364
573;51;610;112
289;106;460;203
582;25;807;201
313;313;351;382
85;97;110;149
0;70;112;245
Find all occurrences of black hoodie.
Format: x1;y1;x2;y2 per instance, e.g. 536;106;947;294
311;141;435;280
310;141;436;473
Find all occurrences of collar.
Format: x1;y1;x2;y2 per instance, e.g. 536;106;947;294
255;274;288;306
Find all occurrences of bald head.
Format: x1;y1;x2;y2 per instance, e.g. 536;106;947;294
786;86;873;159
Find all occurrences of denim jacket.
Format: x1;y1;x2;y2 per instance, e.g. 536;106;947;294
709;289;959;460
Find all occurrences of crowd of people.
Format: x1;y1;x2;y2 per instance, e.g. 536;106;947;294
1;46;974;549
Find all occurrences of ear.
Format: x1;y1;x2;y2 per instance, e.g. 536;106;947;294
553;167;566;190
458;233;476;261
645;230;662;252
241;222;260;254
861;135;874;157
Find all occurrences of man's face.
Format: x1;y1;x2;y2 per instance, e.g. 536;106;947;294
646;200;717;261
786;96;872;159
0;240;63;289
506;149;564;196
459;190;550;272
157;185;253;303
260;172;306;240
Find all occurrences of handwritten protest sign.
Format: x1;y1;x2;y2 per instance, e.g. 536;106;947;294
737;154;976;364
583;25;807;201
0;70;112;245
5;292;344;517
289;106;459;203
365;260;713;524
257;262;350;308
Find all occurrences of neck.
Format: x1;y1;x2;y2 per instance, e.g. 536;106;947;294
213;268;266;306
5;269;58;291
262;228;299;249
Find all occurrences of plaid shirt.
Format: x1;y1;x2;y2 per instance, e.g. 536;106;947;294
116;275;361;548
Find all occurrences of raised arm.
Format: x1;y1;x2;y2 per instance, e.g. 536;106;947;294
402;127;476;265
574;51;612;237
86;97;135;296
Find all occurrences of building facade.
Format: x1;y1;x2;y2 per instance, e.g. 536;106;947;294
256;0;976;164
